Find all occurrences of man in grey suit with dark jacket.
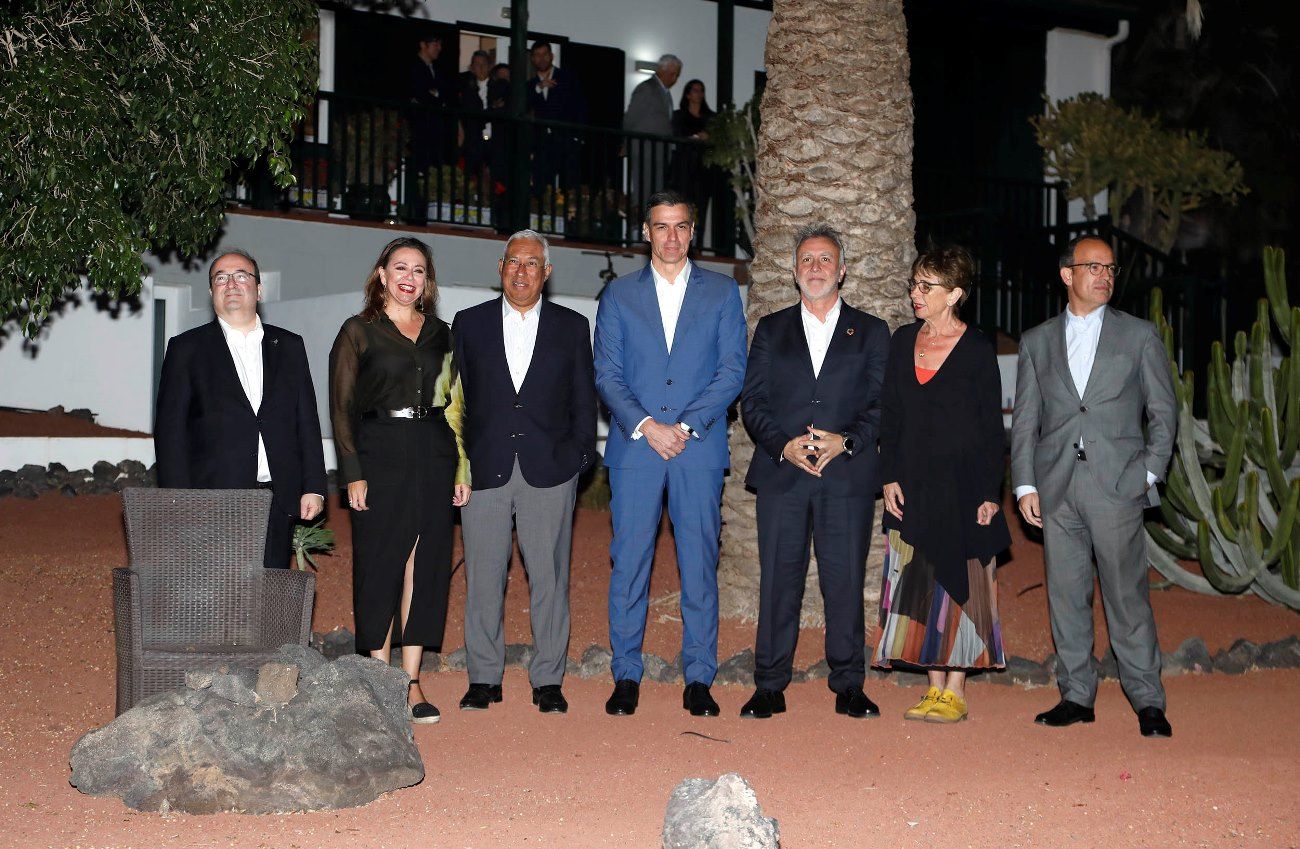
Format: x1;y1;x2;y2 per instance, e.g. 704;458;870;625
1011;234;1177;738
623;54;681;220
155;249;327;568
452;230;597;715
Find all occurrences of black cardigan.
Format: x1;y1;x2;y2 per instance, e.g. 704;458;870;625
879;322;1011;604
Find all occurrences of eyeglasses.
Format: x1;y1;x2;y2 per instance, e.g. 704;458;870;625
1066;262;1121;278
212;271;256;287
906;279;939;294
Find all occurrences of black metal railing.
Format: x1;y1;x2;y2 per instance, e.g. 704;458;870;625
228;90;736;255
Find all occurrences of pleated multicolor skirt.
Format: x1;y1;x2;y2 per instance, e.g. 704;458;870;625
873;530;1005;669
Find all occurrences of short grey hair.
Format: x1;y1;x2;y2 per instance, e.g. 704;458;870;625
658;54;682;71
503;229;551;266
792;223;846;268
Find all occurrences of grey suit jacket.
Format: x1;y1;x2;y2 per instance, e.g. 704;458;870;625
1010;307;1177;513
623;76;673;136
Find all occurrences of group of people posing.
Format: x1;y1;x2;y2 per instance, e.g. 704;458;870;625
154;189;1176;739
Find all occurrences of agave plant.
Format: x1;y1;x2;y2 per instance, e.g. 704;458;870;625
1145;247;1300;610
292;518;335;572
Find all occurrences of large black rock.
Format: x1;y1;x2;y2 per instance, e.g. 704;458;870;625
69;646;423;813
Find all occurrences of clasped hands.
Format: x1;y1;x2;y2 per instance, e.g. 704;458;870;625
781;426;846;477
642;419;692;461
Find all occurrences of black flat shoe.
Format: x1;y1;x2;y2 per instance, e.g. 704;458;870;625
1034;699;1095;726
683;682;720;717
834;686;879;718
458;682;504;711
605;679;640;716
739;688;786;719
408;679;441;724
532;685;568;714
1137;706;1172;738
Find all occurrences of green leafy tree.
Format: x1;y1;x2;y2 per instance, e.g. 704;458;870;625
0;1;318;337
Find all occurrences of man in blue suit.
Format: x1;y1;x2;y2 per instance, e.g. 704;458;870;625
594;190;747;717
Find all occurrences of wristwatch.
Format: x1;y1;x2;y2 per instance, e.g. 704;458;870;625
840;432;856;457
679;422;698;439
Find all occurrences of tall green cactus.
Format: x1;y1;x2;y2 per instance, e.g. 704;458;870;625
1145;247;1300;609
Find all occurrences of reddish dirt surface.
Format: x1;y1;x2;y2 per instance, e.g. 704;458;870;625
0;410;149;438
0;490;1296;848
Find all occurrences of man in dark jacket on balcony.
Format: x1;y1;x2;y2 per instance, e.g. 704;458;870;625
527;41;585;202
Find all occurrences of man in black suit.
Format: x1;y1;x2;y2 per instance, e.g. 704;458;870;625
526;41;586;200
452;230;597;714
460;50;494;198
155;250;327;568
738;223;891;719
405;33;451;222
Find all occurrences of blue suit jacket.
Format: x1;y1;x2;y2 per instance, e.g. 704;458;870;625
594;264;747;469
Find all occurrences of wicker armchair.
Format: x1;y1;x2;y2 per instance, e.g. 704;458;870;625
113;488;316;715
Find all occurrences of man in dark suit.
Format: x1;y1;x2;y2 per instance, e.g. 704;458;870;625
460;49;493;197
452;230;597;715
155;250;327;568
738;223;891;719
623;54;681;223
526;41;586;199
405;34;451;222
1011;234;1177;738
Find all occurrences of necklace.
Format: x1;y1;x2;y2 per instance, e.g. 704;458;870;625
917;322;960;359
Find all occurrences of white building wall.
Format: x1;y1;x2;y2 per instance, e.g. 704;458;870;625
0;278;157;433
1044;24;1128;223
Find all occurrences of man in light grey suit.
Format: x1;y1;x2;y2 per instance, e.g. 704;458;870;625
1011;234;1177;738
623;54;681;223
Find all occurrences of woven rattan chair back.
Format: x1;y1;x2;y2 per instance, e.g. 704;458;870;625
122;488;271;568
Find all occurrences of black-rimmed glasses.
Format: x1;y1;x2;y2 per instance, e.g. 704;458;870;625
1066;262;1121;277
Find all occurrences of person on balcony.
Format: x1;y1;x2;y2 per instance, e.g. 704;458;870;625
624;54;682;226
407;34;452;173
739;224;891;721
670;79;718;241
328;237;471;725
154;249;327;570
460;50;494;204
594;190;747;718
874;245;1010;723
452;230;597;716
527;40;585;207
1011;234;1177;738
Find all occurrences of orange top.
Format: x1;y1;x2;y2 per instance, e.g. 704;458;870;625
915;365;937;385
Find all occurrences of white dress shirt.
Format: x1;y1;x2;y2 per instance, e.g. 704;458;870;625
217;316;271;483
534;67;553;99
477;78;492;140
502;297;541;393
801;297;841;378
632;261;692;439
1014;305;1155;499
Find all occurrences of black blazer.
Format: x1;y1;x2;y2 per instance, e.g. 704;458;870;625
526;66;587;124
452;297;597;491
154;320;327;517
741;302;890;496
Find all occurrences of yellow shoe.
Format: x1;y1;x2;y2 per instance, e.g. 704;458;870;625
904;686;942;721
924;689;969;723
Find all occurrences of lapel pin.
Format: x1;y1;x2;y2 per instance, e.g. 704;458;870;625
271;338;278;345
846;327;855;336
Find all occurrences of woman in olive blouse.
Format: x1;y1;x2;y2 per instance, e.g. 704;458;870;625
329;236;470;724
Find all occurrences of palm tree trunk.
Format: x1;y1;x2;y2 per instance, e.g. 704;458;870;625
718;0;916;628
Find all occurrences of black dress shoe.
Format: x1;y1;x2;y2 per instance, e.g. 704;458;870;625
532;685;569;714
739;688;786;719
834;686;879;718
605;679;640;716
1137;706;1172;738
1034;699;1095;726
683;682;721;717
458;683;503;711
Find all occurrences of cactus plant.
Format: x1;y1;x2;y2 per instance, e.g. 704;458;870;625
1144;247;1300;610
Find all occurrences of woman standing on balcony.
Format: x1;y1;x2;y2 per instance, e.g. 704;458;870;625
329;237;471;724
670;79;717;231
874;245;1010;723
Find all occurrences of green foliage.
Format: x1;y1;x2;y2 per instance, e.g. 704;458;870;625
0;1;319;337
1032;93;1246;253
1145;247;1300;610
292;518;335;572
704;94;761;247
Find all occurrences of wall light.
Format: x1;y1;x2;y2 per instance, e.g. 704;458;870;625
634;60;658;74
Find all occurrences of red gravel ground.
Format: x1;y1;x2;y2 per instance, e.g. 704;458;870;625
0;490;1296;848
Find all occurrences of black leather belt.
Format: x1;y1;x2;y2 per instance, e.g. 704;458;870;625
363;407;433;420
256;481;275;489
